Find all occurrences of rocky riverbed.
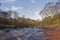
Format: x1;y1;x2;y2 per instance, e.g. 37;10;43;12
0;28;47;40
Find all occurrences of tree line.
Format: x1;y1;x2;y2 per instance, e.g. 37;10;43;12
0;10;41;28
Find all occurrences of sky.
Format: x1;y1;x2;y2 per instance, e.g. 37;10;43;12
0;0;58;20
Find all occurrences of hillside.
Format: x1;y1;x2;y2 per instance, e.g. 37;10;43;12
40;13;60;29
39;2;60;29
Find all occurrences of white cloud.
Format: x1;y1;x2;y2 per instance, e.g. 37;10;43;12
1;6;24;18
30;9;42;20
1;6;42;20
24;9;42;20
31;0;36;3
11;6;23;11
5;0;15;2
0;0;16;2
1;6;23;11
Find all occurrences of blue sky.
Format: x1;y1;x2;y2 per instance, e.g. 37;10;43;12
0;0;58;20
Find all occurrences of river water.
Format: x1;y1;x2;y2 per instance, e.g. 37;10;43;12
0;28;47;40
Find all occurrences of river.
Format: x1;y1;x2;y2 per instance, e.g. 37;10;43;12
0;28;47;40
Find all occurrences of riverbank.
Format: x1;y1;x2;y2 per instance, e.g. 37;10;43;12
45;28;60;40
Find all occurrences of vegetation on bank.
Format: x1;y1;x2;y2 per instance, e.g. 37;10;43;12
40;13;60;29
0;10;41;28
0;11;60;29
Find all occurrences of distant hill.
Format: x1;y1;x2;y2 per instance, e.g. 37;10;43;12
39;2;60;29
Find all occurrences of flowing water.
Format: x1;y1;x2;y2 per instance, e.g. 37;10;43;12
0;28;47;40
